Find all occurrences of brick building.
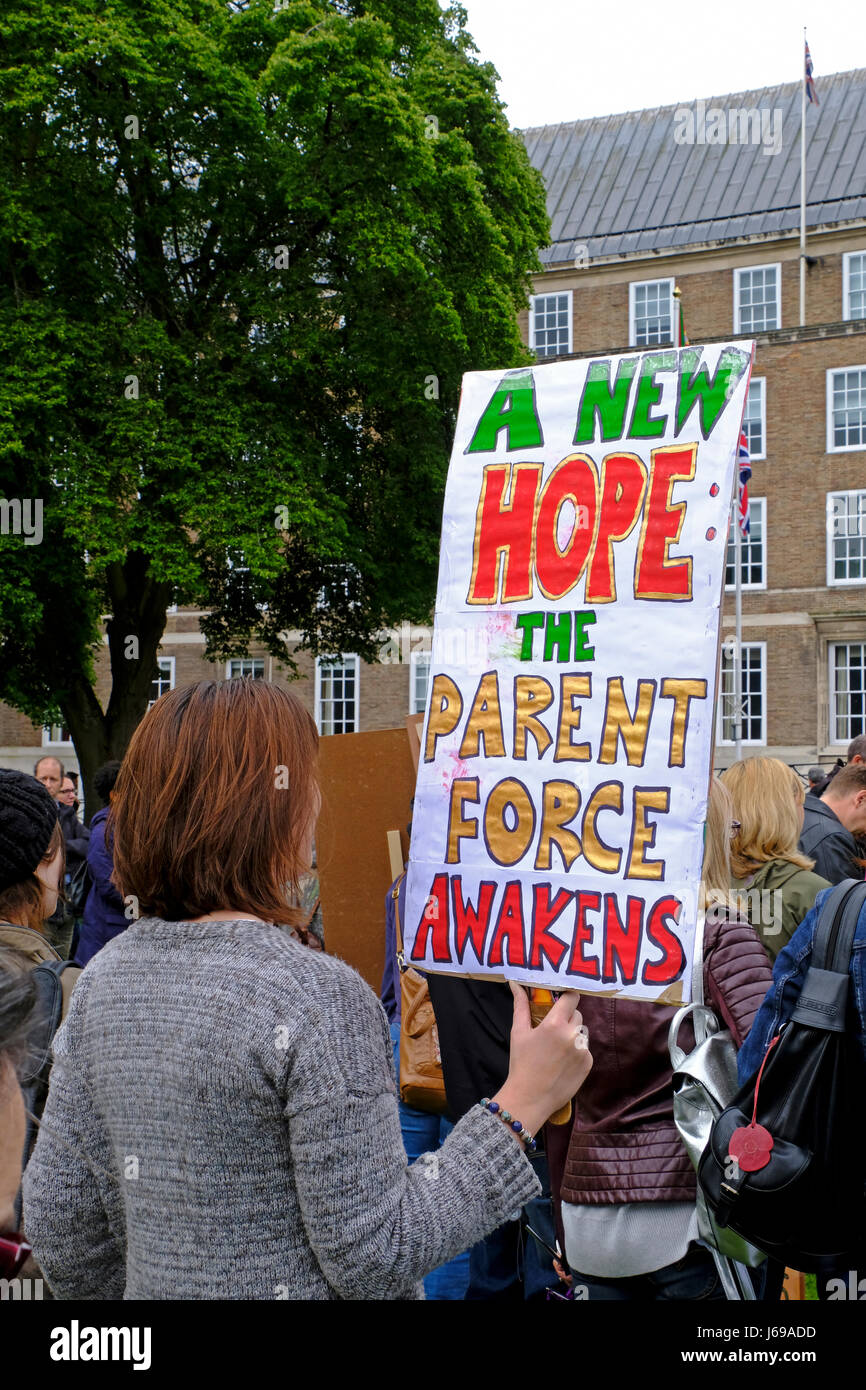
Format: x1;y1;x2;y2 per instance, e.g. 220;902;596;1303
519;68;866;772
3;70;865;787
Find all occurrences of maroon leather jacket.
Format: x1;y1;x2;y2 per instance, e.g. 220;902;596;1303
547;907;773;1211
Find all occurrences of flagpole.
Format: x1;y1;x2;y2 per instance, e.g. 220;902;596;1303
733;472;743;761
800;27;807;326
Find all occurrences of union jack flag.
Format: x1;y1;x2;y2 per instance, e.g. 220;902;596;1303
805;41;819;105
737;431;752;536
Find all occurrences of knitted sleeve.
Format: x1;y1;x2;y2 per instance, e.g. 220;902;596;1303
21;972;126;1299
282;960;540;1299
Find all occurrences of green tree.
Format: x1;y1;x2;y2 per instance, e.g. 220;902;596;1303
0;0;548;814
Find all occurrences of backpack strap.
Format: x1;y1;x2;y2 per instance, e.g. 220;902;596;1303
791;879;866;1033
21;959;68;1086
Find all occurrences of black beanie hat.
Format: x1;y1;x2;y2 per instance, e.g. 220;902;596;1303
0;770;60;893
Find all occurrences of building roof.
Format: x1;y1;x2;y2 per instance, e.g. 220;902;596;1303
520;69;866;266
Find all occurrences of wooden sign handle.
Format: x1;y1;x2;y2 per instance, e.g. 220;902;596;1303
529;988;575;1126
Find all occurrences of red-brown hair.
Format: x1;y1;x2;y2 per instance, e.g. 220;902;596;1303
111;680;319;925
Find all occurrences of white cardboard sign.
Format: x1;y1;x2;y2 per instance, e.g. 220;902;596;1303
405;343;754;1003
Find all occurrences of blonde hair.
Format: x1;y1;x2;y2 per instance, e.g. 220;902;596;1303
701;776;736;912
720;757;814;878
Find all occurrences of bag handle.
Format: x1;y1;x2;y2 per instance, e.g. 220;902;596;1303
668;1000;722;1071
391;872;407;972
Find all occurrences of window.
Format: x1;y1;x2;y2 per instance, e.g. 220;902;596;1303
42;725;72;746
742;378;766;459
843;252;866;321
718;643;766;745
827;490;866;585
826;367;866;452
410;651;431;715
629;279;673;347
725;499;766;590
226;658;265;679
315;656;359;734
830;644;866;743
529;292;572;358
149;656;175;708
734;265;780;333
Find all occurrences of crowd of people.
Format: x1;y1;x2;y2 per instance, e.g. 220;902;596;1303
1;685;864;1302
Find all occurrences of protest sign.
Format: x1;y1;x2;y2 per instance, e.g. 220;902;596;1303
404;343;754;1003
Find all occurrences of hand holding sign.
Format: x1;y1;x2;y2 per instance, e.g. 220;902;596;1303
489;983;592;1140
529;987;580;1125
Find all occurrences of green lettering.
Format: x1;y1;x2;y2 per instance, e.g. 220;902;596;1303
573;359;639;444
465;369;544;454
573;611;596;660
543;612;572;663
675;347;752;439
515;611;545;660
628;352;677;439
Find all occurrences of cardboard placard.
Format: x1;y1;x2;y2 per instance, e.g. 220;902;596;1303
316;727;416;990
405;344;754;1002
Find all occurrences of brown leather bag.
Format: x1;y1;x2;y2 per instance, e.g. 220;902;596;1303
392;874;448;1114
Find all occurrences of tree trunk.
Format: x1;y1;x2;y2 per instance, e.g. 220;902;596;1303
61;551;173;824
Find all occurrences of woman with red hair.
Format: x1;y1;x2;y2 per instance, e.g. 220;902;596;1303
23;679;591;1300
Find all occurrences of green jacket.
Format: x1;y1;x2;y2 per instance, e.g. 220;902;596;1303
730;858;830;961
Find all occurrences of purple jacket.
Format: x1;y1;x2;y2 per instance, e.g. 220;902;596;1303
75;808;129;967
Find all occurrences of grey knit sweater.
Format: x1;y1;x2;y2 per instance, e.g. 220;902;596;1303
22;917;539;1300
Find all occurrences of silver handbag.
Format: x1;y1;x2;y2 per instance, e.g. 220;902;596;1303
668;909;766;1298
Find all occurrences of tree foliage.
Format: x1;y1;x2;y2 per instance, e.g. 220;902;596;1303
0;0;549;800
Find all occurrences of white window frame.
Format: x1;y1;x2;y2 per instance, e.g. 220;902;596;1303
529;290;573;359
409;650;432;715
717;641;767;747
225;657;265;679
725;497;767;592
41;725;73;747
829;642;866;745
742;377;766;460
733;264;781;334
826;488;866;586
314;655;360;735
826;367;866;454
628;278;674;348
149;655;176;709
843;251;866;322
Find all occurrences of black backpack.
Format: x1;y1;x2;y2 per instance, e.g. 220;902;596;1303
20;959;76;1143
14;957;78;1225
66;858;92;916
698;878;866;1273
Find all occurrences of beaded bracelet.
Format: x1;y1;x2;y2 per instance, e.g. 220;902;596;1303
480;1098;537;1152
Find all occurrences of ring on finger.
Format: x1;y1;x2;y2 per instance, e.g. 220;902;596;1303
574;1024;589;1050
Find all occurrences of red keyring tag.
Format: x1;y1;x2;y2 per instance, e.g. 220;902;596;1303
728;1122;774;1172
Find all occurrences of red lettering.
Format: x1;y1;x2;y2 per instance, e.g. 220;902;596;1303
641;895;685;985
410;873;452;963
528;884;572;970
634;444;696;599
586;453;647;603
534;454;599;600
565;891;601;979
467;463;542;604
487;881;527;967
452;877;497;967
601;894;644;985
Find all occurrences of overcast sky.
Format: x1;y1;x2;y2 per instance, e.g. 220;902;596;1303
451;0;865;128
